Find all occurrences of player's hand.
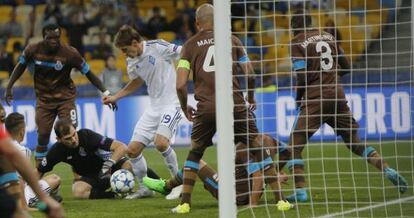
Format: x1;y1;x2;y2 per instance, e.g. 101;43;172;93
102;95;119;111
99;159;115;180
102;95;116;104
246;96;256;111
108;102;118;111
39;196;64;218
4;88;13;106
183;105;196;121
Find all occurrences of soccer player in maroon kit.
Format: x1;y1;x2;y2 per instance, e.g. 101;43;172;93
173;4;291;213
4;23;116;162
280;11;408;202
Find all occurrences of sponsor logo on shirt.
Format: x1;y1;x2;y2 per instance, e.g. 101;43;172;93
55;60;63;71
41;158;47;166
149;55;156;65
79;147;87;156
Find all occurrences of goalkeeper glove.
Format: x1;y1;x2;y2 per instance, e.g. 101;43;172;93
99;159;115;180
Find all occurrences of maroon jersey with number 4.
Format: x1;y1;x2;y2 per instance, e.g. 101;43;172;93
180;30;247;113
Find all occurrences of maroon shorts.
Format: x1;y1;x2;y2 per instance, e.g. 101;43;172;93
291;100;359;145
36;100;78;136
191;109;258;149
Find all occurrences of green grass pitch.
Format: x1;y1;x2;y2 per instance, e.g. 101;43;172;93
30;141;413;217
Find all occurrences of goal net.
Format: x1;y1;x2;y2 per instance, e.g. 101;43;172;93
215;0;414;217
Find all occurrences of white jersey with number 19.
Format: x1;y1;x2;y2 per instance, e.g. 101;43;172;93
126;40;182;110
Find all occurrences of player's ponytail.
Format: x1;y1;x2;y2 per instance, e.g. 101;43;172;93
114;25;143;48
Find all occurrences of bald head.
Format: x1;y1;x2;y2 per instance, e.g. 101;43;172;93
196;3;214;30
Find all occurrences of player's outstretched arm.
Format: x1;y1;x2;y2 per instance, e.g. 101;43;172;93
5;63;26;105
109;140;128;162
85;71;118;111
234;36;256;110
99;140;127;179
85;70;107;93
0;139;64;218
103;77;144;105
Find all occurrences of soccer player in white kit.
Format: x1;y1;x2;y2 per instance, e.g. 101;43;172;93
103;25;183;199
5;112;61;210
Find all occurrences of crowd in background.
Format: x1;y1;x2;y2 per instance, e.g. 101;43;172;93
0;0;401;97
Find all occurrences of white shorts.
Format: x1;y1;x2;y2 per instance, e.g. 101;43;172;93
24;179;51;207
131;105;183;146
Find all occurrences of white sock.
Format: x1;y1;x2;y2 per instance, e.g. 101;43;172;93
161;146;179;176
130;154;147;188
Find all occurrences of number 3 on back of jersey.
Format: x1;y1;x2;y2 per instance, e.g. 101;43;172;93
316;41;333;71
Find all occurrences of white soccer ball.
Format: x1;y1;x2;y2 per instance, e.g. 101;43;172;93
110;169;135;193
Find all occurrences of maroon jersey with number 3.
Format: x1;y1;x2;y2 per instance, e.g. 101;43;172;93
290;30;346;103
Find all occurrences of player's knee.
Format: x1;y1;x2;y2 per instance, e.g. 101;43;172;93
72;183;90;199
73;191;89;199
127;142;144;158
154;135;169;152
46;174;61;188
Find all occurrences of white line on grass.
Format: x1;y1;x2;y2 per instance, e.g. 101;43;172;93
317;196;414;218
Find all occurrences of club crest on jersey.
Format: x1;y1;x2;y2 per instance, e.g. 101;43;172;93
148;55;156;65
55;60;63;71
41;158;47;166
79;147;87;156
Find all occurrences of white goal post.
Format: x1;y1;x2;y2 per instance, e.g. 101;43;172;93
214;0;237;218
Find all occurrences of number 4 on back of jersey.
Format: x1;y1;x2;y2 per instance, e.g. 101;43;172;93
203;45;215;72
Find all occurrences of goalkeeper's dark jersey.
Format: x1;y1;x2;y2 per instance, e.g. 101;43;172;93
37;129;113;177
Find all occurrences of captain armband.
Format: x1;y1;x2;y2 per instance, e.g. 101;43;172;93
177;59;190;70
